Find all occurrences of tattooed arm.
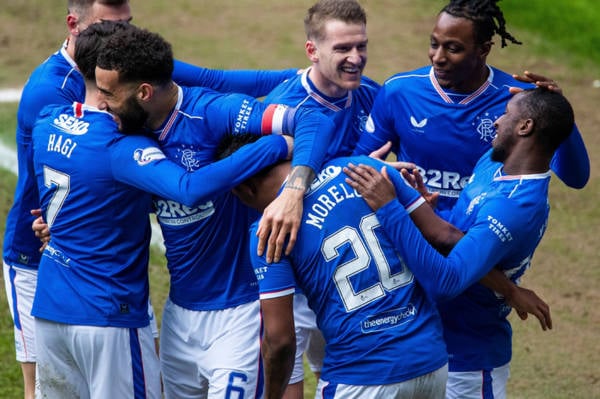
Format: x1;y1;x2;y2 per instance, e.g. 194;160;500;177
256;165;314;263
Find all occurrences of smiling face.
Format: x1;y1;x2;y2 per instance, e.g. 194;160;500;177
95;67;148;134
428;12;490;93
491;94;524;162
306;19;367;97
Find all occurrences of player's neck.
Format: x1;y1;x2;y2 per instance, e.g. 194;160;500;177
146;82;179;130
84;82;101;108
502;147;551;175
448;65;489;94
308;68;348;98
65;35;76;61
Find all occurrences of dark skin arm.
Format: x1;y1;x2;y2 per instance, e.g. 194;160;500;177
344;163;461;254
480;270;552;330
344;163;552;330
260;295;296;399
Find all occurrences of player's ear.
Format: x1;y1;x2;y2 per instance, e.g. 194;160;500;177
306;40;318;62
137;83;153;102
66;14;79;35
518;118;534;137
479;40;493;59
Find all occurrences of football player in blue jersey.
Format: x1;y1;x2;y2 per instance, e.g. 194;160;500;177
93;24;334;398
4;1;299;396
345;87;570;399
30;20;295;399
217;133;469;398
3;3;131;397
352;0;589;212
260;1;388;396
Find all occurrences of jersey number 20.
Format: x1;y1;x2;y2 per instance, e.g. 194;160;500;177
322;213;413;312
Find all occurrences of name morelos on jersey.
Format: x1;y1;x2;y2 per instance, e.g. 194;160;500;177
251;156;447;386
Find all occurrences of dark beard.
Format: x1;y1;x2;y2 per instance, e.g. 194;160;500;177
490;146;507;163
118;96;149;134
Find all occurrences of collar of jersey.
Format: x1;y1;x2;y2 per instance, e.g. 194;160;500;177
157;85;184;141
60;43;78;70
492;165;551;181
72;101;111;118
301;67;353;112
429;65;493;105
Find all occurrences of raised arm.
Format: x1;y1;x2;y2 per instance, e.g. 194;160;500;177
173;59;299;97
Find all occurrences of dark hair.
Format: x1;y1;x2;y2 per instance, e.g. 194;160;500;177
96;25;173;86
216;133;261;160
517;88;574;153
441;0;521;48
216;133;285;179
74;20;131;81
304;0;366;41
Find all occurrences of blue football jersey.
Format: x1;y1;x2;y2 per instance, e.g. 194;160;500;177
30;102;290;327
152;85;333;310
31;103;158;327
353;65;589;211
3;46;84;270
264;67;379;160
3;47;296;271
251;156;448;386
374;148;552;371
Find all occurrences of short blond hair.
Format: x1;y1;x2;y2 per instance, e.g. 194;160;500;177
304;0;366;41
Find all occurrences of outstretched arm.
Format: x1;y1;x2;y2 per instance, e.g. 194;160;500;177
344;162;554;327
172;59;299;97
344;163;460;253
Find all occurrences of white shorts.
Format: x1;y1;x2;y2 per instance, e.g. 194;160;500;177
3;261;37;363
148;298;159;339
35;318;161;399
160;298;263;399
446;362;510;399
315;364;447;399
290;293;325;384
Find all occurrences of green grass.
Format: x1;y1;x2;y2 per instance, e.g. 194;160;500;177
0;1;599;398
0;169;22;399
0;104;18;147
502;0;600;68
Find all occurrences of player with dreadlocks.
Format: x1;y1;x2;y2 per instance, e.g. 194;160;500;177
351;0;589;398
442;0;522;48
354;0;588;211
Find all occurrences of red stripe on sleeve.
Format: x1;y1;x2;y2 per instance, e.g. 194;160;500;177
261;104;278;135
